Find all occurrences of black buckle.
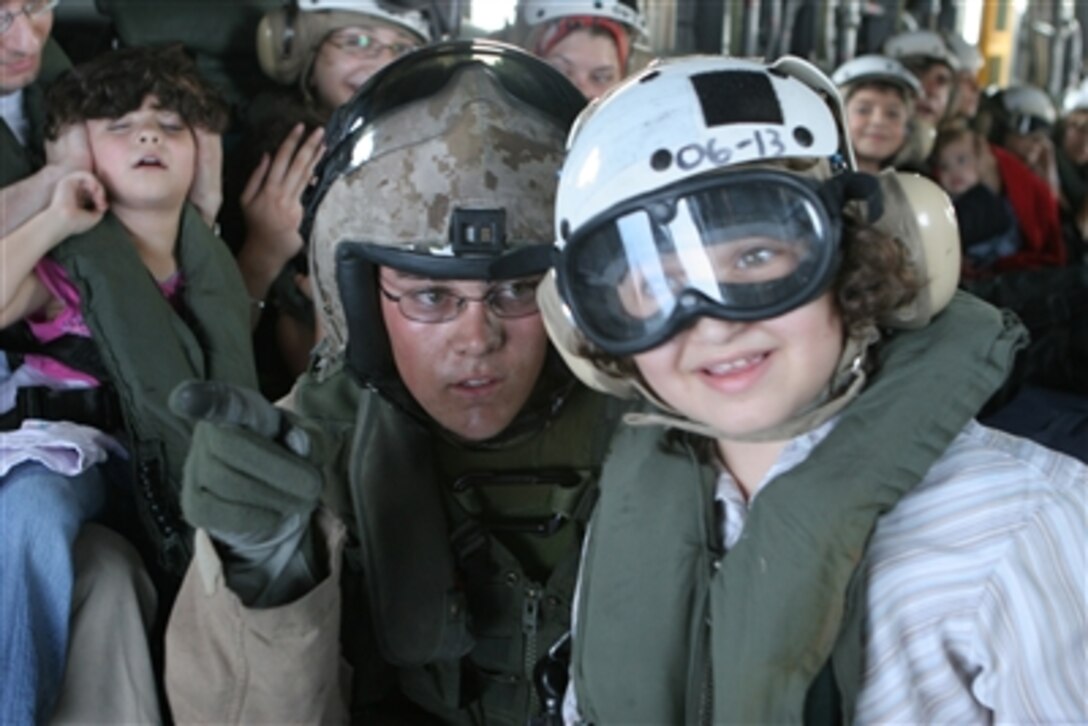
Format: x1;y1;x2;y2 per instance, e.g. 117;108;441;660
451;468;581;493
450;207;506;256
480;513;569;536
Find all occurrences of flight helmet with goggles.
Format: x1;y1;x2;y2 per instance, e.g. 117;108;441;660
993;84;1057;135
552;55;875;357
303;39;585;405
540;54;961;441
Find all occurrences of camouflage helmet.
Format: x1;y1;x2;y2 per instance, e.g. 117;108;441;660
302;39;585;392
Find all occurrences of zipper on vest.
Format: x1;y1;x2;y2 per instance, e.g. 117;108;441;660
524;584;542;715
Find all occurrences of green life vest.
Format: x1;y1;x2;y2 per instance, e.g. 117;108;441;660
573;293;1027;725
293;365;627;725
51;207;257;576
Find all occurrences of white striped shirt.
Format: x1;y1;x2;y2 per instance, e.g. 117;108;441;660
718;419;1087;723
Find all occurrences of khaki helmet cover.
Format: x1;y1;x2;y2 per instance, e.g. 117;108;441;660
302;40;584;390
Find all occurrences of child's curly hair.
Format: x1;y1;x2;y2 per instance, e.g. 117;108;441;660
45;43;229;140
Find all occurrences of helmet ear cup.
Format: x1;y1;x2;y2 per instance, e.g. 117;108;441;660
256;6;305;84
872;171;961;328
538;273;637;399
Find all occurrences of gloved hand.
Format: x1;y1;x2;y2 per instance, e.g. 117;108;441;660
170;380;324;538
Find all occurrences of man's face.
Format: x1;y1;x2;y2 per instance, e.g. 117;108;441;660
0;0;53;95
378;267;550;442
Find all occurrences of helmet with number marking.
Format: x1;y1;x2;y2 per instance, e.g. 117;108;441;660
550;55;872;356
540;54;960;442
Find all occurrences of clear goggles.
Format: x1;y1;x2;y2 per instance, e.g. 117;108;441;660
557;170;847;356
1010;113;1053;135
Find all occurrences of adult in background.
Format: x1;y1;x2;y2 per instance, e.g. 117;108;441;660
518;0;646;100
882;29;958;169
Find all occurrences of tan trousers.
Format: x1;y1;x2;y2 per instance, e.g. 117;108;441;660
50;524;162;724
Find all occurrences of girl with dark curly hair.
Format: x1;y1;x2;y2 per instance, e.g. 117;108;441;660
0;43;253;724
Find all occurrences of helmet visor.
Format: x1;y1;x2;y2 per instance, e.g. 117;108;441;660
559;171;840;355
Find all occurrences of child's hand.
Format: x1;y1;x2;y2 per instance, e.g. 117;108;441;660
50;171;108;238
189;127;224;228
241;124;325;264
44;123;93;176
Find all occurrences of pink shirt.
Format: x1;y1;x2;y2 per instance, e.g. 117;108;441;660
23;257;182;387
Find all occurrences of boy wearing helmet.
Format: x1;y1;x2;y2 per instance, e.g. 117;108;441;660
517;0;647;99
542;56;1086;722
165;42;627;725
832;54;920;173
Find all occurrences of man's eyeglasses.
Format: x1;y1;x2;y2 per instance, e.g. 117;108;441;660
378;278;541;323
0;0;57;35
327;31;418;60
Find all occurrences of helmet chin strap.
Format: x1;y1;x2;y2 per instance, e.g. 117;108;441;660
622;324;881;443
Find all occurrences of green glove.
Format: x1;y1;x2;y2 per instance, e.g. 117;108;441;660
170;380;323;538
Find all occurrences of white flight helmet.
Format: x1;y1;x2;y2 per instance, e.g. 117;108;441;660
944;31;983;74
1000;84;1057;131
300;0;430;41
883;29;960;71
557;55;852;247
540;55;960;440
520;0;647;37
1061;79;1088;114
832;54;922;100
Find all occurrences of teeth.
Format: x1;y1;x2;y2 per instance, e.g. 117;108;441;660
705;354;764;375
462;379;491;388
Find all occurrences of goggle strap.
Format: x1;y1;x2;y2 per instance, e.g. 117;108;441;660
821;171;884;225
